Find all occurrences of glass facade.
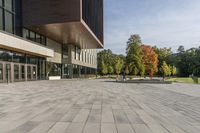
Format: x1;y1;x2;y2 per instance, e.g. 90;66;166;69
0;48;46;80
0;8;3;30
23;28;47;46
0;63;3;80
46;62;61;77
0;0;15;34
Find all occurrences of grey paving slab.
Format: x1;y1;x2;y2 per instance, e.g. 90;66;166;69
47;122;70;133
116;124;135;133
0;79;200;133
65;123;84;133
83;123;100;133
101;123;117;133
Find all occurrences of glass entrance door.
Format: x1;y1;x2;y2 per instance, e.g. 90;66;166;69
27;66;31;80
0;63;3;82
14;64;20;81
27;65;37;81
5;64;11;83
33;66;37;80
21;65;25;81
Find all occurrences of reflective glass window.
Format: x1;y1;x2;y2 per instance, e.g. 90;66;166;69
41;36;46;45
0;63;3;80
0;49;13;62
21;65;25;79
35;34;41;43
23;28;29;39
13;53;26;63
14;64;19;80
27;66;31;79
0;8;3;30
5;0;13;11
0;0;2;7
5;11;13;33
29;31;35;41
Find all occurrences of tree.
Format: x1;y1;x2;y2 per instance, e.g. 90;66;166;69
108;66;114;75
161;61;170;79
126;34;145;76
101;61;108;75
168;65;172;76
97;49;126;76
114;57;124;79
177;45;185;53
141;45;158;78
171;66;177;76
125;65;130;75
153;46;173;76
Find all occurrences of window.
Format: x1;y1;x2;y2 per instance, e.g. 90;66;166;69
29;31;35;41
62;45;68;62
14;64;19;80
5;11;13;33
0;0;2;7
0;63;3;80
0;8;3;30
23;28;46;46
13;53;26;63
21;65;25;79
5;0;13;11
41;36;46;45
0;49;13;62
35;34;41;43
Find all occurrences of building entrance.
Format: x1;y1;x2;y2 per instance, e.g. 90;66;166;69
0;61;37;83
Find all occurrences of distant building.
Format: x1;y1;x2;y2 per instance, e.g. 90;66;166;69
0;0;104;83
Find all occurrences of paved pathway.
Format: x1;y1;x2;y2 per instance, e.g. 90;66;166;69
0;79;200;133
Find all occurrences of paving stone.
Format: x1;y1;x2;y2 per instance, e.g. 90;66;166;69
65;123;84;133
116;124;135;133
132;124;153;133
28;122;55;133
47;122;69;133
83;123;100;133
101;123;117;133
0;79;200;133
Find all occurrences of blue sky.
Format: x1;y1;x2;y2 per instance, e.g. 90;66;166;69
104;0;200;54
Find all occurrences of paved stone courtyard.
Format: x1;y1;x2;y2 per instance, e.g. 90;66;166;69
0;79;200;133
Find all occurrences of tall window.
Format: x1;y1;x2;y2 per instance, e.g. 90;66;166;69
5;11;13;33
4;0;13;11
0;0;2;7
0;8;3;30
0;0;14;34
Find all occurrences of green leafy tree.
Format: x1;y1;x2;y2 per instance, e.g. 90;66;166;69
101;61;108;75
125;65;130;75
108;66;114;75
115;57;124;79
153;46;172;76
126;34;145;76
161;61;170;79
168;65;172;76
171;66;177;76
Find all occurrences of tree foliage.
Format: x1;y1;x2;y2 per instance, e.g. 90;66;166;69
171;66;177;76
126;35;145;76
141;45;158;78
161;61;170;77
97;34;200;78
114;57;124;76
101;61;108;75
108;66;114;75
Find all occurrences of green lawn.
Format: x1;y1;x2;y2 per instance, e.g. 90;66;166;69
167;77;200;84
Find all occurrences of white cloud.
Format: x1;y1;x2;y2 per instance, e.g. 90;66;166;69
105;0;200;54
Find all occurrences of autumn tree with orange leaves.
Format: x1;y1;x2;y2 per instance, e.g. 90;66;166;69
141;45;159;78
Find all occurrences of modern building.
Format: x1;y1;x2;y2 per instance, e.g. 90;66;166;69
0;0;104;83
